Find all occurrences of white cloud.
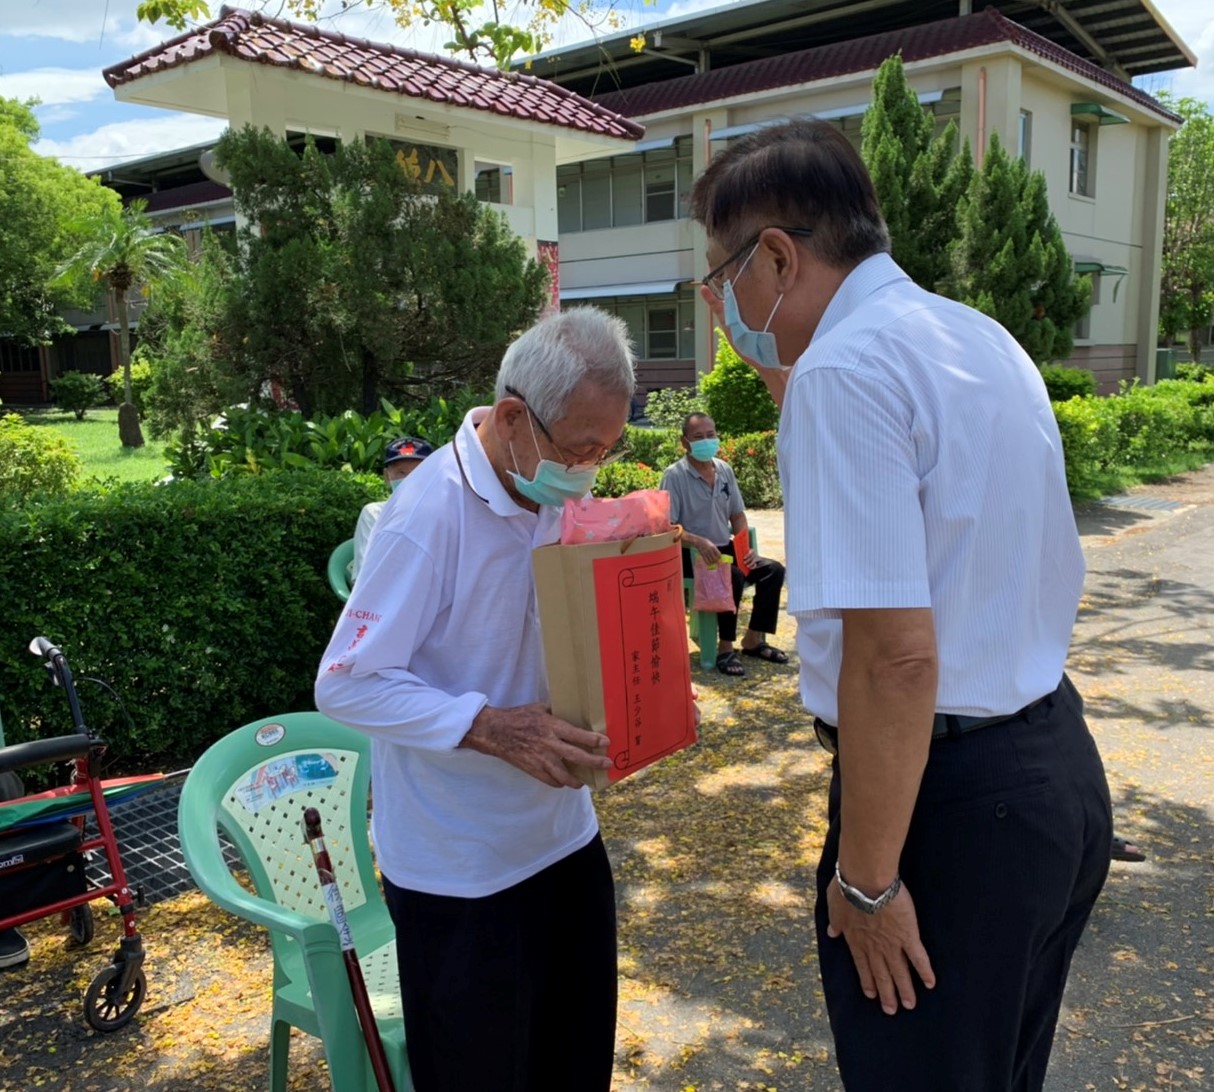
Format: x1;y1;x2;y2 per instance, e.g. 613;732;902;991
0;67;108;107
33;113;229;170
1;0;163;49
1133;1;1214;109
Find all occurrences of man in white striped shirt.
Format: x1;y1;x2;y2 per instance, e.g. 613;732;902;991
690;119;1112;1091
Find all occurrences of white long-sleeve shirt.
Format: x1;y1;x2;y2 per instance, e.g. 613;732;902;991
315;408;598;897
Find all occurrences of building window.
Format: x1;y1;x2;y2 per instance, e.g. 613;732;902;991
1074;273;1100;340
1018;110;1032;167
573;292;697;359
475;163;512;205
0;340;41;373
557;138;693;233
1069;122;1093;197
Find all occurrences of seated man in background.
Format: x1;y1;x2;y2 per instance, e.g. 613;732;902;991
660;412;788;676
351;436;433;582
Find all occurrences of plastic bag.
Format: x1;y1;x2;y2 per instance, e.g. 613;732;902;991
560;489;672;545
692;553;735;613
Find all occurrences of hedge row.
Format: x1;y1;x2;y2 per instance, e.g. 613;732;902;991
610;378;1214;507
1054;378;1214;493
0;470;379;775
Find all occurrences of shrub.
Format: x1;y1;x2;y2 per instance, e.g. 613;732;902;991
1039;365;1096;402
0;414;81;500
0;469;380;776
1175;362;1212;383
1051;397;1119;493
718;431;781;509
50;372;107;421
622;426;682;472
700;341;780;436
643;385;704;431
165;392;488;479
591;460;662;498
104;358;154;416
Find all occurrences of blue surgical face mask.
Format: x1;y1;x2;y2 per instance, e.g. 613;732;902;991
689;438;720;462
722;246;790;372
508;412;599;507
388;474;407;494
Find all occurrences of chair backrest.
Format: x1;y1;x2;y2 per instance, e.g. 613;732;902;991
179;712;380;965
328;539;355;602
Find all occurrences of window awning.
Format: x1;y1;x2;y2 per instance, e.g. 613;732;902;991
632;136;685;152
1073;259;1130;300
1071;103;1130;126
560;281;684;300
711;92;944;140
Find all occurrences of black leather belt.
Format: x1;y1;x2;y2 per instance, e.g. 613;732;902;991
813;688;1057;757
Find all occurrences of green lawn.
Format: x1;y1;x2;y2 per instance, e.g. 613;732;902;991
21;408;171;485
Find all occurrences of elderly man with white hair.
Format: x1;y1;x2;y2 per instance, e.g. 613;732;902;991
315;307;635;1092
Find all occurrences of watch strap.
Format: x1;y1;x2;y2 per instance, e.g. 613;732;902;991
835;862;902;915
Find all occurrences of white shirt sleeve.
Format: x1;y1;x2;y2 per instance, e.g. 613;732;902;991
350;502;382;583
782;367;931;618
315;527;488;751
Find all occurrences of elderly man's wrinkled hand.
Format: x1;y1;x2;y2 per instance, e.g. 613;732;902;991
825;878;936;1015
462;703;611;788
697;539;723;566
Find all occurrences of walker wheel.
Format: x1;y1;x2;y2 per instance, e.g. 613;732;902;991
83;964;146;1032
68;904;95;947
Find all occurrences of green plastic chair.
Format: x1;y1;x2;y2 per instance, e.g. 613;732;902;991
683;527;759;670
328;539;355;603
177;712;411;1092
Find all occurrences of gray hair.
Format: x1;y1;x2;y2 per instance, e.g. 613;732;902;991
496;307;636;426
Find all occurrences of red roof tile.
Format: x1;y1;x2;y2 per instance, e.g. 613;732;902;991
102;6;644;142
593;8;1178;126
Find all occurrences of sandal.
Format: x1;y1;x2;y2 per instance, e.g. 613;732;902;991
741;642;789;664
1111;835;1146;862
716;651;746;677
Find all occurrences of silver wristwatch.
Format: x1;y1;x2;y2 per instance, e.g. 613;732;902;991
835;863;902;915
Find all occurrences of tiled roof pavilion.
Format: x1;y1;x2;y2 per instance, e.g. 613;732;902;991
102;5;644;145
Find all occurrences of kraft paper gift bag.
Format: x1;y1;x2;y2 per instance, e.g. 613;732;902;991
532;531;697;790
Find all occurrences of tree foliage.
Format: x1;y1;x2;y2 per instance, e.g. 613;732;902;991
860;53;972;291
857;55;1088;365
0;97;121;344
55;199;188;446
137;0;620;69
1157;94;1214;360
137;127;547;426
949;133;1090;364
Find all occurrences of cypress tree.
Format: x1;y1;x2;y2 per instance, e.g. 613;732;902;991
950;133;1090;363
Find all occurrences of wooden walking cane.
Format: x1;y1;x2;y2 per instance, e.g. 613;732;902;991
302;806;397;1092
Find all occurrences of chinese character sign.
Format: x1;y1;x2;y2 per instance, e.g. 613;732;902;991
592;544;696;781
377;137;459;195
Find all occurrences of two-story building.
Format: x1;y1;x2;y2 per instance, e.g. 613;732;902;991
524;0;1195;394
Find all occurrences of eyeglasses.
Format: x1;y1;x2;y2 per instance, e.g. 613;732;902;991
504;386;625;471
700;226;816;300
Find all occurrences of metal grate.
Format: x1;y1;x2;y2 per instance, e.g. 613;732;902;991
1095;494;1188;512
84;780;243;905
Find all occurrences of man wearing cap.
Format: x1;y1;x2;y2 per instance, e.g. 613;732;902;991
350;437;433;582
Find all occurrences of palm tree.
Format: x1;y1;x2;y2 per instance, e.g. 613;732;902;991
56;200;186;447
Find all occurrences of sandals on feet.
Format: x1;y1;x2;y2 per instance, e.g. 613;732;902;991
716;651;746;676
741;642;789;664
1111;835;1146;862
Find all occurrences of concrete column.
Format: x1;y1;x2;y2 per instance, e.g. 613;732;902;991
692;110;729;378
961;55;1022;164
1137;125;1169;383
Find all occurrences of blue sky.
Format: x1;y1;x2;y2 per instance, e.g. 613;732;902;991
1;0;1211;171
